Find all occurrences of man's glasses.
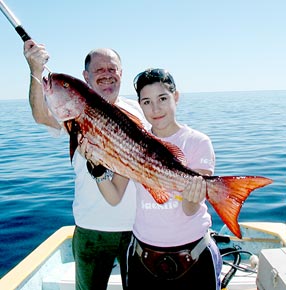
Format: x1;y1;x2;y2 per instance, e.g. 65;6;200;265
133;68;176;95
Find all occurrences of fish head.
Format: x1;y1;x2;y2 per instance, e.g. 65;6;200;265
42;73;88;122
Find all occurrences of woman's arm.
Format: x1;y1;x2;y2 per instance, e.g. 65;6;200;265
96;173;129;206
77;136;130;205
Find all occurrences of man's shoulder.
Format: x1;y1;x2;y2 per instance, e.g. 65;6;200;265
117;96;139;108
117;96;151;130
116;96;142;116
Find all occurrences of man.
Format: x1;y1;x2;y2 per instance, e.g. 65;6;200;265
24;40;147;290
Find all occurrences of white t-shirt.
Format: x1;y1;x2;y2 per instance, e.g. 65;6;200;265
69;96;148;231
133;125;215;246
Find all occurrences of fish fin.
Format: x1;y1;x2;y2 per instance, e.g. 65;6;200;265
143;184;170;204
116;106;145;128
64;120;80;162
117;105;187;165
159;140;188;166
206;176;273;238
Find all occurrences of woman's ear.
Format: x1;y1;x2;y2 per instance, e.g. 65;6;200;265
174;90;180;104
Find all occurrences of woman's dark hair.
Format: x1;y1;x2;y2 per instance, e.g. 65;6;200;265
133;68;176;97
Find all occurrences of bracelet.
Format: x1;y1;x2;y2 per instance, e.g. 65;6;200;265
95;169;113;184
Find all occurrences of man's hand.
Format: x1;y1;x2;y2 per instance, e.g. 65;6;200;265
77;134;108;178
77;134;96;162
23;40;49;74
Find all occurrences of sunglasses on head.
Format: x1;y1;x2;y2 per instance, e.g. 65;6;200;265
133;68;176;95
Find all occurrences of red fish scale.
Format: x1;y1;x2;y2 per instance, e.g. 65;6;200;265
80;109;190;193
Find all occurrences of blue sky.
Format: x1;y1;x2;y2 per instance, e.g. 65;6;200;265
0;0;285;100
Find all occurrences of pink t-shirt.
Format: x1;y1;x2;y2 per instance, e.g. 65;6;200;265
133;125;215;247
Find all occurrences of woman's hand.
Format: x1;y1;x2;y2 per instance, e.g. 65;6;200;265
182;176;206;203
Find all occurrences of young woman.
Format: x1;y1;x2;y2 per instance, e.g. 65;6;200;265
84;68;222;290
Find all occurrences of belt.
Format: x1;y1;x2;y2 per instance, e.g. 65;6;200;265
135;232;211;279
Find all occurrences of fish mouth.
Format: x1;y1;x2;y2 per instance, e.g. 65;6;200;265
42;73;52;92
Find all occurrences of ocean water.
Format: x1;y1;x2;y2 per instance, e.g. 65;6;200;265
0;91;285;278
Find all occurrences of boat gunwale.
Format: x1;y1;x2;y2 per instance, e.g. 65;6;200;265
234;222;286;246
0;225;75;289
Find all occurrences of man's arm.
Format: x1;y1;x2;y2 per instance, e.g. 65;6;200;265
24;39;60;129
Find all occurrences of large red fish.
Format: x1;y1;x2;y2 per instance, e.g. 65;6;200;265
42;73;272;238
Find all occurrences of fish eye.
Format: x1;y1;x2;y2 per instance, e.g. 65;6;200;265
63;82;70;88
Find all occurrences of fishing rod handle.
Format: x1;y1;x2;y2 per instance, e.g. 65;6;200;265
0;0;31;41
15;25;31;41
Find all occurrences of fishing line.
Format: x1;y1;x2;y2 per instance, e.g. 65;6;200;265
30;64;51;85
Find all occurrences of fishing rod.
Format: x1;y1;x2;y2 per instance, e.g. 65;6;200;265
0;0;31;41
0;0;51;76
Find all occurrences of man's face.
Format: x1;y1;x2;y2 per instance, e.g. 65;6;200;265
83;52;122;104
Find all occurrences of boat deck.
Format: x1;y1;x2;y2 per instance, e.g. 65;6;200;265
42;261;122;290
37;261;257;290
1;222;286;290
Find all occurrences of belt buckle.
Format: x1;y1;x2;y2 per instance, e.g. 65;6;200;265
155;254;178;279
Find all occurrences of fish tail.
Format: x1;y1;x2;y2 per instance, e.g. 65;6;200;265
207;176;273;238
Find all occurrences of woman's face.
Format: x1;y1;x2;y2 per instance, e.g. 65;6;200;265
139;82;179;135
